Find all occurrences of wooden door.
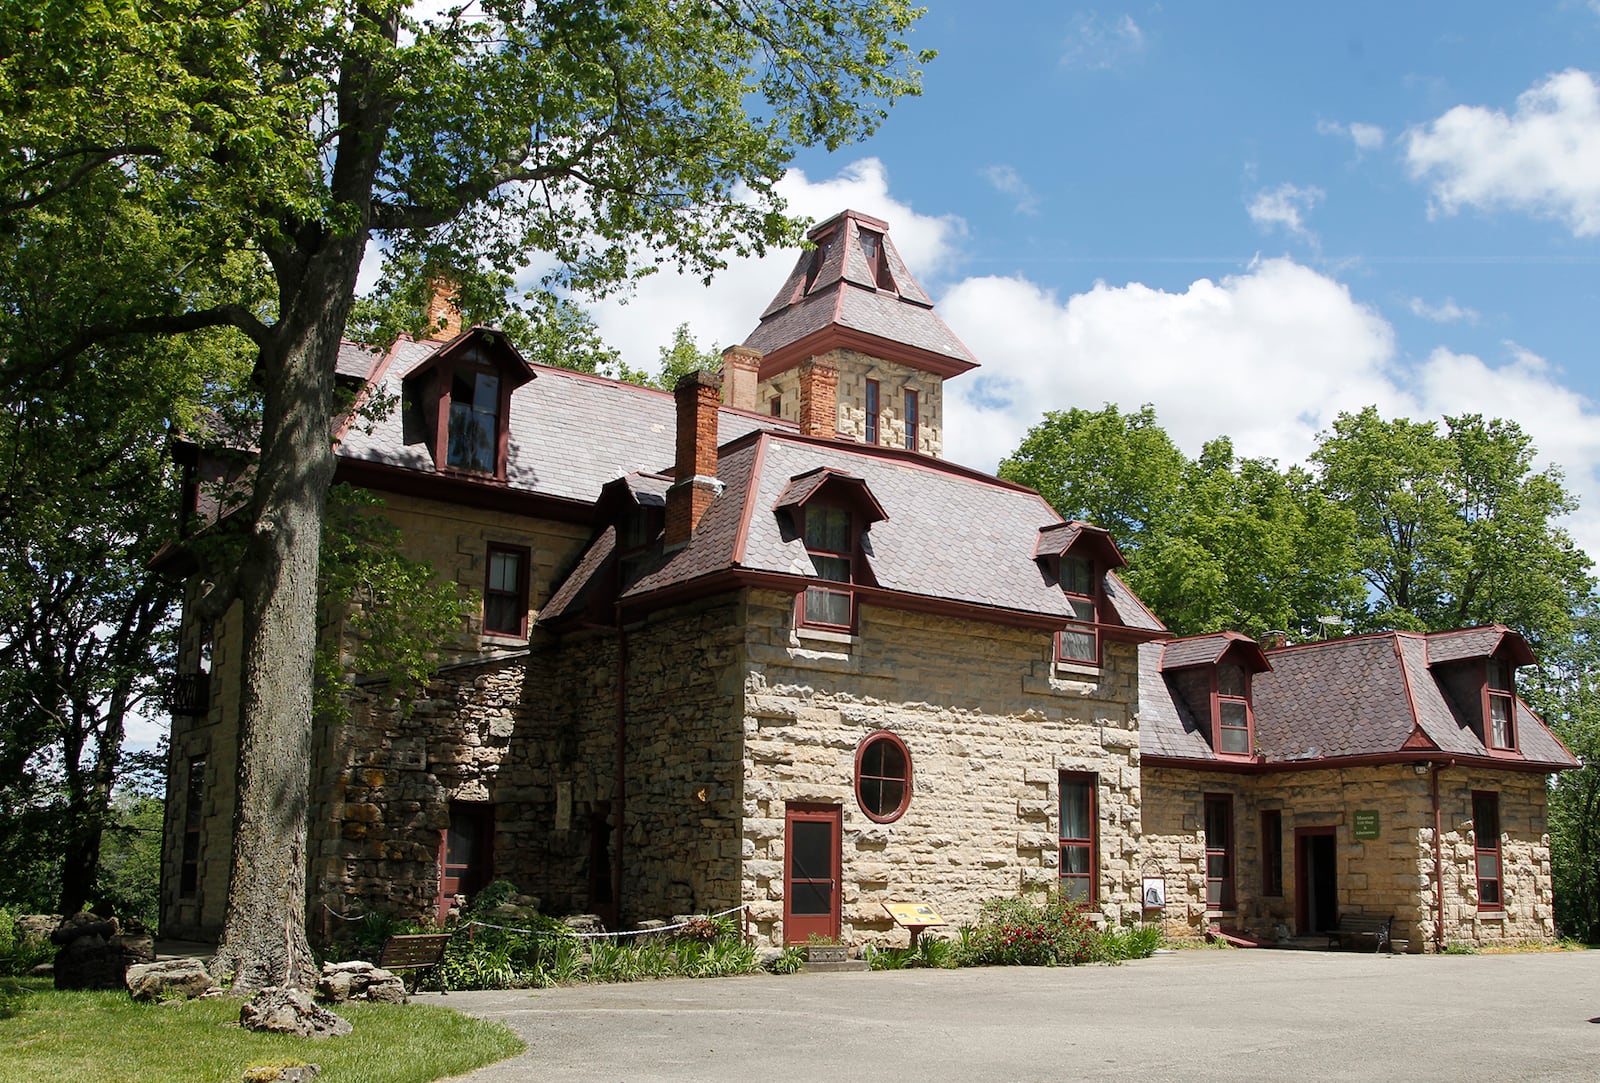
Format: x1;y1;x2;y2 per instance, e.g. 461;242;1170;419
437;802;495;925
784;804;841;945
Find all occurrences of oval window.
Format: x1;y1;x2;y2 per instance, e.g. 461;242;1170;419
856;731;912;823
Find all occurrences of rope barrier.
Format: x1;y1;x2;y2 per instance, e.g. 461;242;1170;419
322;904;370;922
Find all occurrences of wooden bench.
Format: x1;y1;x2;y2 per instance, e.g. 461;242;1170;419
378;933;453;994
1327;914;1395;953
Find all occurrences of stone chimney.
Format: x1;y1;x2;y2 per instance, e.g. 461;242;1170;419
719;345;762;412
664;369;724;548
797;357;839;438
423;277;464;341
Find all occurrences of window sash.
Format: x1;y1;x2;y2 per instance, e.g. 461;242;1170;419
447;370;500;473
1488;691;1515;750
904;390;918;450
1473;791;1503;910
864;379;880;444
484;545;526;636
1204;794;1234;910
1060;773;1097;905
1217;698;1251;755
802;505;856;630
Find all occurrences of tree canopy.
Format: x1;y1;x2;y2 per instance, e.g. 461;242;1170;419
2;0;931;989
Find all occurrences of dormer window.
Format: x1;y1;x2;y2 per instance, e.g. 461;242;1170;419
1215;663;1252;755
400;331;534;481
1056;555;1098;664
858;228;894;290
448;369;501;473
801;503;855;630
1487;659;1516;750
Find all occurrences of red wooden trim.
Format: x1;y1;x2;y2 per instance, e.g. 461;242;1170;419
1294;825;1337;934
1472;790;1504;911
854;731;912;823
729;433;769;567
1203;792;1235;910
1058;771;1098;906
782;803;842;945
1484;658;1520;752
1142;748;1574;775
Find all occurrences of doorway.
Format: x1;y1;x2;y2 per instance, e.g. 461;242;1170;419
783;804;841;945
437;802;495;924
1295;827;1338;934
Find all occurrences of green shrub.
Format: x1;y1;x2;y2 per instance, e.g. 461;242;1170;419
765;946;805;974
0;909;53;978
1094;923;1163;963
957;894;1098;967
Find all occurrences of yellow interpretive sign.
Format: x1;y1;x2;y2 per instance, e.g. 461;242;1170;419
883;902;946;928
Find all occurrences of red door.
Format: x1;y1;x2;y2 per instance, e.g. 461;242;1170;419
784;804;841;945
437;803;495;925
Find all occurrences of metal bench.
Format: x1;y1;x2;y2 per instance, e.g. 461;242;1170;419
1328;913;1394;953
378;933;453;994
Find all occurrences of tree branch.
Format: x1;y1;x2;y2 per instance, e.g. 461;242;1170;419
48;304;272;370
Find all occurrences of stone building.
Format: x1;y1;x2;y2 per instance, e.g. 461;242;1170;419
161;210;1576;951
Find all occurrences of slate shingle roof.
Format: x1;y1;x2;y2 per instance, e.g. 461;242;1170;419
743;210;978;375
334;334;793;505
1160;632;1268;672
552;431;1168;634
1141;629;1577;770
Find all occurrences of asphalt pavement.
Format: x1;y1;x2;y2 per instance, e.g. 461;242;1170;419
432;948;1600;1082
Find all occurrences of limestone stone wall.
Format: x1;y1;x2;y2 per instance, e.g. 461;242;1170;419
761;349;945;456
739;590;1141;947
1140;763;1555;949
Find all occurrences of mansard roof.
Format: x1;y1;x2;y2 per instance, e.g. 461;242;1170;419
542;429;1168;636
742;209;979;380
1139;628;1576;772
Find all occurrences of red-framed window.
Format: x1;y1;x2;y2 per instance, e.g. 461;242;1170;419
1214;663;1253;756
770;394;782;418
1055;555;1098;664
904;389;919;451
1261;809;1283;897
1486;659;1517;751
1204;793;1235;910
483;543;529;637
445;367;504;474
1060;772;1098;905
799;503;856;631
855;731;912;823
1473;791;1503;910
864;379;880;444
179;755;206;898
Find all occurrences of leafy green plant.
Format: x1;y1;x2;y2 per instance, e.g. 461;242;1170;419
1095;924;1163;963
765;946;806;975
1443;941;1480;955
863;943;915;970
958;894;1098;967
0;911;53;978
917;934;959;969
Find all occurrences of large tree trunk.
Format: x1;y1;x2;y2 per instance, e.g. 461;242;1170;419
210;254;361;993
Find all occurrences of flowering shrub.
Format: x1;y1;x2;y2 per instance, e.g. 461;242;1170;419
958;894;1098;967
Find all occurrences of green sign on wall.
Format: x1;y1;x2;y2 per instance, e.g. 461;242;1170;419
1353;810;1380;840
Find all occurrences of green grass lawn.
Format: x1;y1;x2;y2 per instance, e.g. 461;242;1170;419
0;980;523;1083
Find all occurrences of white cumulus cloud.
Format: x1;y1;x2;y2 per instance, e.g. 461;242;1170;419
1407;296;1479;324
1406;69;1600;235
1247;183;1325;241
981;164;1041;216
1317;119;1386;152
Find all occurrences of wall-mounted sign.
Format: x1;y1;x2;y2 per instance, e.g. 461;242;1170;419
1141;877;1166;910
883;902;946;928
1353;810;1380;840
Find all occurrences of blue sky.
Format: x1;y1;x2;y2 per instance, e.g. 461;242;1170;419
569;1;1600;560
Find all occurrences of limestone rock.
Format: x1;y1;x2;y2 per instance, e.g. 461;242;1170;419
240;988;353;1039
127;958;216;1002
315;960;406;1005
51;913;154;991
13;914;60;943
242;1063;321;1082
563;914;605;935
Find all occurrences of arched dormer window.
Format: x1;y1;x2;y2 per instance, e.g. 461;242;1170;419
775;468;888;634
400;330;535;480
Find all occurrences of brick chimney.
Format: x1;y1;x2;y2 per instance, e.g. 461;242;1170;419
797;357;839;438
719;345;762;412
664;369;724;548
423;277;464;341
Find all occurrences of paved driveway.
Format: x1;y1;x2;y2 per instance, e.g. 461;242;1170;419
436;949;1600;1082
